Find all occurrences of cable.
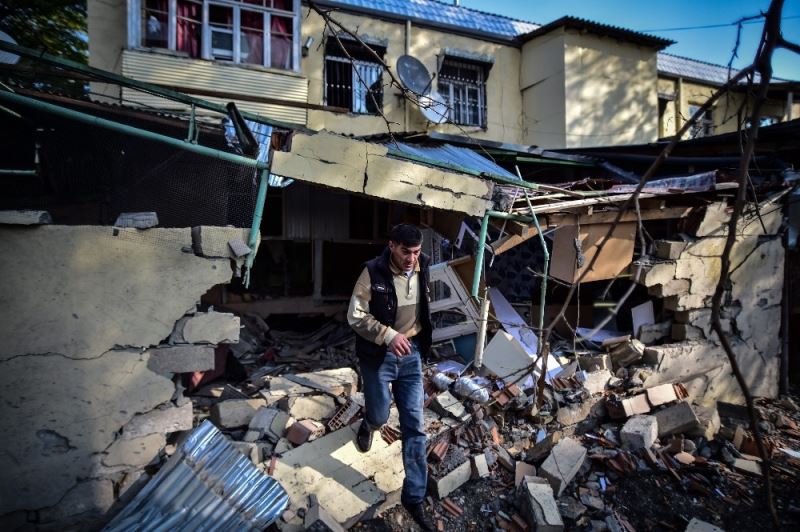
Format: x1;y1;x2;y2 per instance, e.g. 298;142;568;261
640;14;799;33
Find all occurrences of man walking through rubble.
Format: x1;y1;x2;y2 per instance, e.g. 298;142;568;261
347;223;435;531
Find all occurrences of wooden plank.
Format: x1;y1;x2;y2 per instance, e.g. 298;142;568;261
490;218;530;237
489;206;693;256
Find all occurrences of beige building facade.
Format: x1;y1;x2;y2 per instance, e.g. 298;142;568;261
87;0;797;149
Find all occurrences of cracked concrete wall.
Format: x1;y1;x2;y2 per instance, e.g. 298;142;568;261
640;200;784;405
0;225;244;528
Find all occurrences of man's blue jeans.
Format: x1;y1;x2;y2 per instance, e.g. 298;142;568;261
359;342;428;504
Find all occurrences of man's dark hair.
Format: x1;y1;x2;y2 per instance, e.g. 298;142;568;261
389;223;423;247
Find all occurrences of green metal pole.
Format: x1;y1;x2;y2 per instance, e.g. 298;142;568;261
472;212;491;298
0;41;302;131
244;169;269;288
0;169;37;176
0;90;268;171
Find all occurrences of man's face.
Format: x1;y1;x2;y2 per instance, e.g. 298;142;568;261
389;241;422;272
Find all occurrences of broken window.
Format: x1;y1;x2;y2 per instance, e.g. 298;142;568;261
324;38;385;114
138;0;298;70
438;58;488;128
687;103;714;138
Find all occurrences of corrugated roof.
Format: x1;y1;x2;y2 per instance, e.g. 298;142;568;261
387;141;520;179
315;0;538;40
104;421;289;531
657;52;762;86
518;16;674;50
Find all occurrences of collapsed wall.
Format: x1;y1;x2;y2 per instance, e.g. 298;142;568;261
0;224;248;528
636;199;784;404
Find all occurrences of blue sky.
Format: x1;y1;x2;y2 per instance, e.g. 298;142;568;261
463;0;800;80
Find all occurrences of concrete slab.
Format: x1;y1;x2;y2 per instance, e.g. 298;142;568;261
271;419;404;529
103;433;165;467
285;368;359;396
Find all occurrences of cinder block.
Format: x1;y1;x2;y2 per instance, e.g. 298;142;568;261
146;345;216;375
539;438;586;496
518;476;564;531
210;399;267;429
435;459;472;498
620;415;658;450
654;240;687;260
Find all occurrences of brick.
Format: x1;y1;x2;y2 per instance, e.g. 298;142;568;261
622;394;651;417
435;459;472;498
210;398;267;429
648;279;690;298
146;345;216;375
620;415;658;450
286;419;325;445
609;339;645;369
518;477;564;531
539;438;586;496
646;383;679;407
472;453;491;479
654;240;687;260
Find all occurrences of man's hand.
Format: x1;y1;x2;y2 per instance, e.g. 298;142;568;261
388;333;412;356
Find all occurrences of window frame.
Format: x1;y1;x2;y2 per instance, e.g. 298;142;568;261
687;103;714;138
128;0;301;72
323;37;386;115
437;57;488;129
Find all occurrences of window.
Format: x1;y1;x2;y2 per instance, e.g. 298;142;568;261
687;104;714;138
438;58;487;128
136;0;298;70
324;38;385;114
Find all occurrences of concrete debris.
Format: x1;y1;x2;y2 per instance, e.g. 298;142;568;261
432;390;470;422
228;237;252;258
685;518;725;532
122;402;193;439
578;353;613;372
179;312;240;344
0;209;52;225
732;458;763;476
103;433;165;468
233;441;261;465
654;239;688;260
284;395;337;422
620;415;658;450
582;369;612;395
638;321;672;344
210;399;267;429
435;459;473;498
472;453;491;479
244;407;290;443
646;383;680;407
114;211;159;229
483;330;535;385
286;419;326;445
608;339;645;369
518;476;564;531
540;438;587;496
305;494;346;532
146;344;216;375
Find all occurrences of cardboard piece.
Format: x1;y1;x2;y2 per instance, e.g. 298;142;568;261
549;222;636;284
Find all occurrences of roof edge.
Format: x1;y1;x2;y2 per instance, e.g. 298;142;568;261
518;16;674;50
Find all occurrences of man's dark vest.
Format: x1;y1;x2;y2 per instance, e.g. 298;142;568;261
355;247;433;369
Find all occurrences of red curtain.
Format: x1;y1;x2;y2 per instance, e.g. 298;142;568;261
176;0;201;58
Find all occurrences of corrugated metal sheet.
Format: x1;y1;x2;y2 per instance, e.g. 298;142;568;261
388;141;519;179
122;49;308;125
657;52;762;86
320;0;537;39
104;420;289;532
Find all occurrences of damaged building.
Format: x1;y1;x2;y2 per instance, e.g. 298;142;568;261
0;0;799;530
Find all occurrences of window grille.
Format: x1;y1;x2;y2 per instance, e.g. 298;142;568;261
438;59;487;128
324;39;385;114
688;104;714;138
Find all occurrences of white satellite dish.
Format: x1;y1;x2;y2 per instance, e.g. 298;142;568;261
417;90;449;124
396;55;432;96
0;31;19;65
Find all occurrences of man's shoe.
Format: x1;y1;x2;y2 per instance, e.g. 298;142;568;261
402;501;435;531
355;420;373;453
